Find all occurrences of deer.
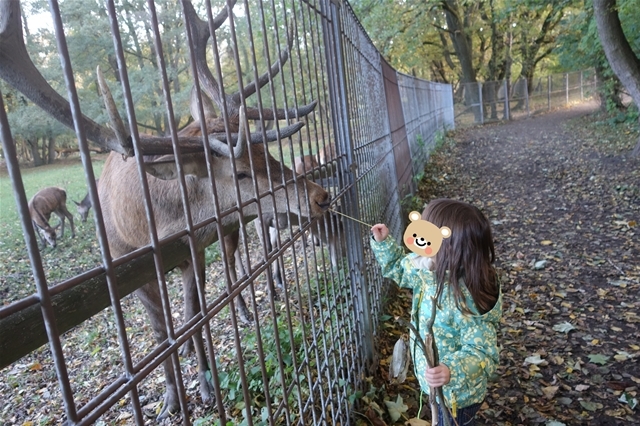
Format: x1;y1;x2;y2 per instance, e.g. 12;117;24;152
28;187;76;249
219;208;346;324
318;143;337;166
294;153;319;176
73;180;97;222
0;0;330;419
293;143;338;178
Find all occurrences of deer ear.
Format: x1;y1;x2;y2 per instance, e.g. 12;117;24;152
144;154;209;180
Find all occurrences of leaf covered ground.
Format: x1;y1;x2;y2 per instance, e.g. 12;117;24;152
362;102;640;425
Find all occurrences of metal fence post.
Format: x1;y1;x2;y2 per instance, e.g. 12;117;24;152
580;70;584;101
478;82;484;124
322;0;374;370
547;75;551;110
525;79;530;116
565;73;569;106
503;79;510;120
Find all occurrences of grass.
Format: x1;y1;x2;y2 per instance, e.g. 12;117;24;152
0;155;105;303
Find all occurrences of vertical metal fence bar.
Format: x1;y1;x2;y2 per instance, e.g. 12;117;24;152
548;75;551;110
335;0;374;374
179;2;228;423
104;1;193;423
504;79;510;120
478;82;484;124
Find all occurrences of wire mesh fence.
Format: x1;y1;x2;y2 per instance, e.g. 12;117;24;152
454;69;597;127
0;0;452;425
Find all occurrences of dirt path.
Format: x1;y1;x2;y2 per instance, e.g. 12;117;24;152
370;102;640;425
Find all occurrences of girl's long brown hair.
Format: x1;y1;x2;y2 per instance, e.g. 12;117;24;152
422;199;499;315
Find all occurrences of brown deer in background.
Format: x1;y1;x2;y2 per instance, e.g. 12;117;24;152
318;143;337;165
0;0;330;418
73;179;97;222
28;187;75;249
294;142;338;177
294;153;319;175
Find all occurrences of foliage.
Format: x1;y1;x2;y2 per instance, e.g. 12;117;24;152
352;0;580;84
213;299;314;424
555;0;640;114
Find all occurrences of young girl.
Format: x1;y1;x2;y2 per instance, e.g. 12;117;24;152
370;198;501;425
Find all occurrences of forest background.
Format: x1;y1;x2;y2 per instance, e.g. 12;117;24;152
1;0;639;166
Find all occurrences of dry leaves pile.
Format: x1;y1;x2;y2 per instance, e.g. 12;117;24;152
362;102;640;425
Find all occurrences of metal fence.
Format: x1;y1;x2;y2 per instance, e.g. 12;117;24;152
454;70;597;127
0;0;453;425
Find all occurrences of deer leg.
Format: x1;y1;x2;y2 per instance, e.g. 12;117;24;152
33;222;46;249
134;283;181;419
224;230;252;323
179;258;195;357
56;212;66;239
269;225;285;291
62;206;75;238
179;253;214;405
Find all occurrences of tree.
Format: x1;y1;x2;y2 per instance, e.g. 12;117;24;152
593;0;640;155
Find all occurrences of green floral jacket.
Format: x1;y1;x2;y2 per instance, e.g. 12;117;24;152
371;237;502;409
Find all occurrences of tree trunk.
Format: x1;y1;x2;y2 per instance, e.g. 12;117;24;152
27;138;44;166
443;0;481;122
593;0;640;155
47;136;56;163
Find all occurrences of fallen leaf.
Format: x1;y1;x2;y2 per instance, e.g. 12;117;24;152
405;418;430;426
385;395;409;422
541;385;559;399
579;400;603;411
587;353;610;365
618;392;638;409
524;354;547;365
552;321;575;333
613;351;630;361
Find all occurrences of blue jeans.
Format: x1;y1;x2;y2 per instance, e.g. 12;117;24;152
437;402;481;426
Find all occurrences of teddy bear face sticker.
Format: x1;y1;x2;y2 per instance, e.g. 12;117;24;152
403;211;452;257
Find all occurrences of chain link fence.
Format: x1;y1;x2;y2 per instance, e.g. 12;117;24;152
454;70;597;127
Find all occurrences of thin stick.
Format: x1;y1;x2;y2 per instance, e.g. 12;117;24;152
329;208;374;228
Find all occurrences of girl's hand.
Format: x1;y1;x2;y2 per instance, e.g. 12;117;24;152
371;224;389;242
425;364;450;387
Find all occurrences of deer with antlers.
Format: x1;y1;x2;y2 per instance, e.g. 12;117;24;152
0;0;330;418
221;208;346;323
28;187;75;249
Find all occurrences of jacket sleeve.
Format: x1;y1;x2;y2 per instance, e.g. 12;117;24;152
440;314;499;403
370;237;416;290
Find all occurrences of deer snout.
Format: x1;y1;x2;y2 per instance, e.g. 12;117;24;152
316;193;331;212
317;196;331;210
307;189;331;218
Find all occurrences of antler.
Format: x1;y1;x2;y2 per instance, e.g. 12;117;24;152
182;0;317;140
0;0;315;157
0;0;132;156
